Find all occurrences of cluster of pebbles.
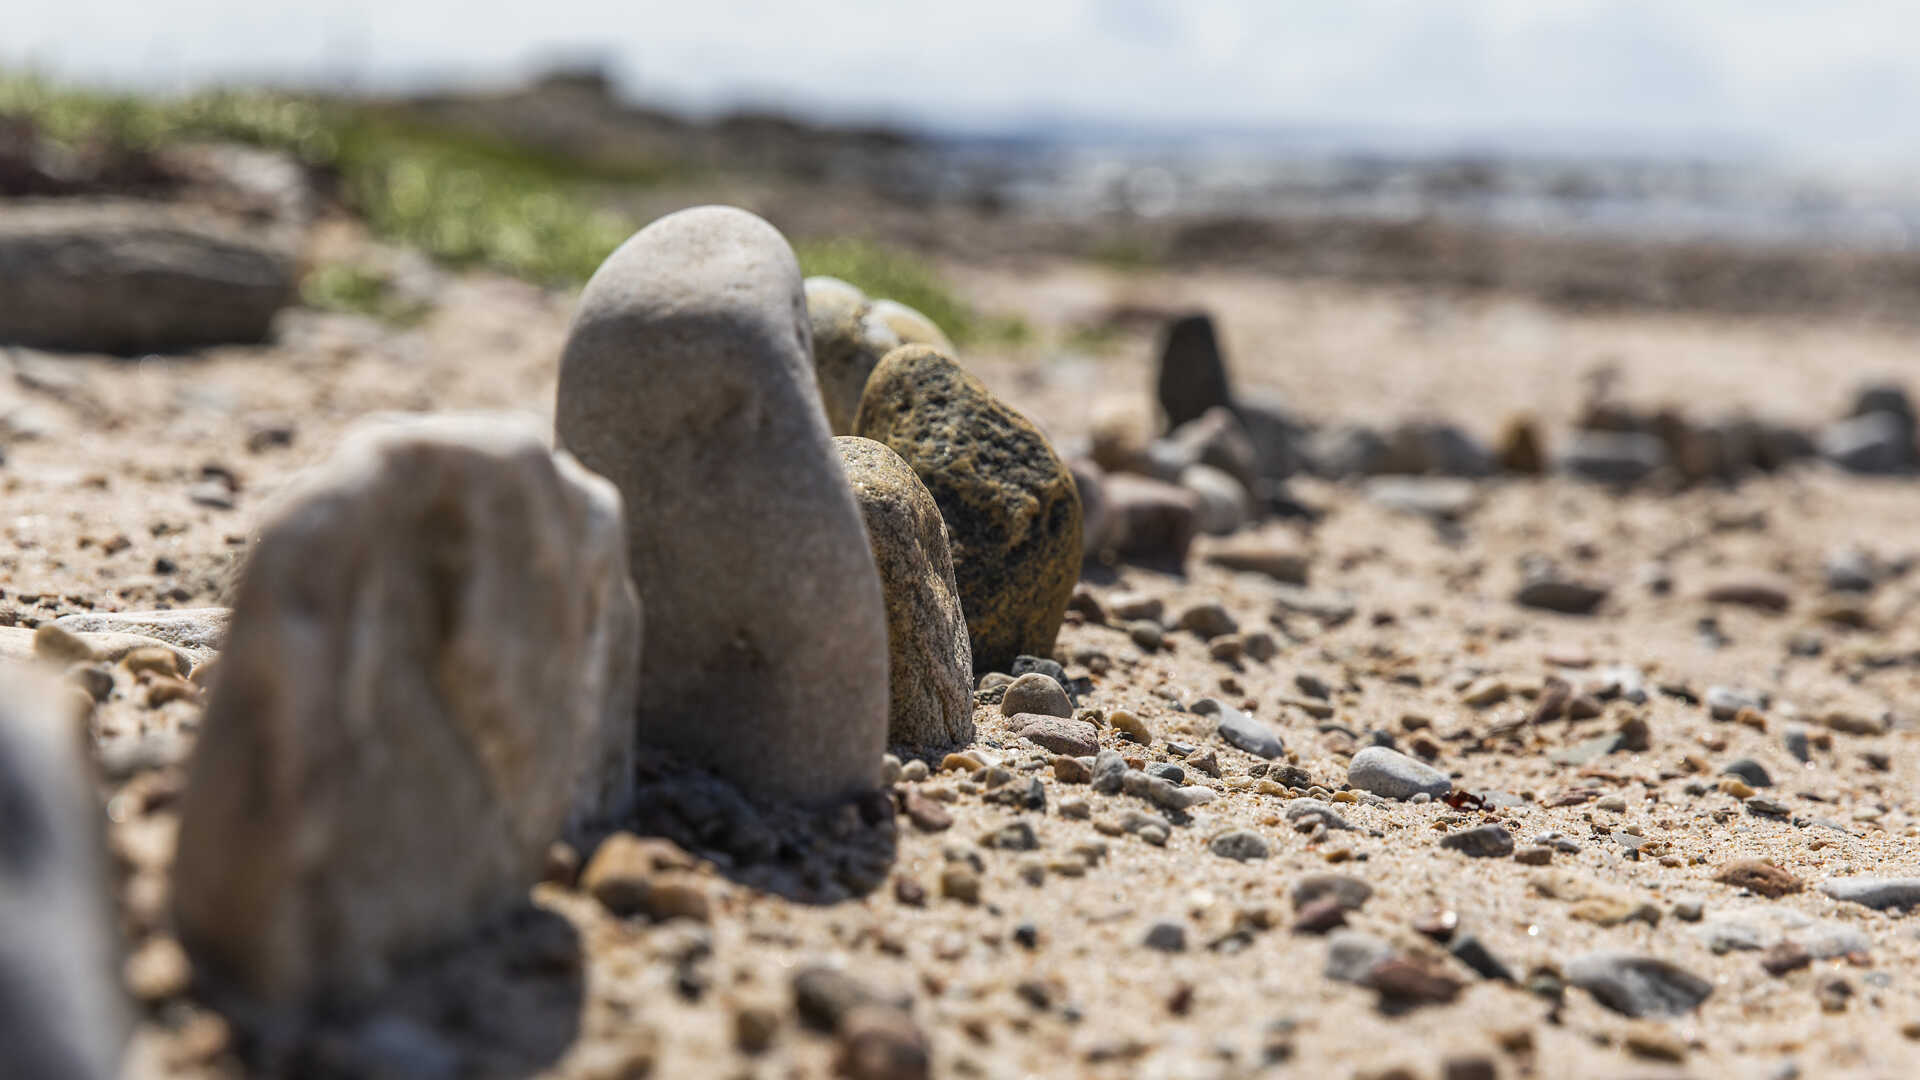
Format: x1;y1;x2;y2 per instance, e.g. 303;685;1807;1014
4;205;1920;1080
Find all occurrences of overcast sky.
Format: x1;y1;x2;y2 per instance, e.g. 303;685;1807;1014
10;1;1920;164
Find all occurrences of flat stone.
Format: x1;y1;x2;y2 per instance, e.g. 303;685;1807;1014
1720;759;1773;787
1515;577;1609;615
1559;430;1667;486
1439;824;1515;858
1347;746;1451;800
835;437;973;749
1209;830;1271;861
557;206;888;803
0;200;294;353
855;345;1081;674
1365;476;1480;518
1291;873;1372;912
54;608;230;654
1325;930;1394;984
171;416;641;1005
1197;698;1285;759
1095;472;1200;568
1010;714;1099;757
1565;952;1712;1018
1819;877;1920;911
0;667;128;1079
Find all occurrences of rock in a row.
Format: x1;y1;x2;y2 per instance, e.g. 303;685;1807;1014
854;344;1082;674
0;667;128;1079
805;277;952;438
835;437;973;749
558;206;890;802
172;416;641;1005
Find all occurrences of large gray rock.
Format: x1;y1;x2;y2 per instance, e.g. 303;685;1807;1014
171;416;640;1005
557;206;888;802
805;277;902;436
835;437;973;750
0;200;295;353
0;667;128;1080
1347;746;1451;800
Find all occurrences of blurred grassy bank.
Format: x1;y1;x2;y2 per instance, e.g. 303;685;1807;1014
1;73;1008;342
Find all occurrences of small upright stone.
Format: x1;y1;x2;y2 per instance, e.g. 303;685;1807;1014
835;438;973;750
171;416;641;1005
1157;313;1232;430
806;278;903;436
854;345;1082;674
0;668;128;1080
558;206;889;802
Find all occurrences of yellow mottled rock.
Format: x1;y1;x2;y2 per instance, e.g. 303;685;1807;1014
854;345;1082;674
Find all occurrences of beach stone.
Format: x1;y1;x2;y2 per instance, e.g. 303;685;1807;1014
1819;877;1920;911
1156;313;1232;430
170;415;641;1005
1196;698;1284;759
1292;873;1372;912
1820;411;1912;473
1325;930;1395;984
868;298;952;351
0;200;295;353
1306;424;1391;478
1721;759;1773;788
1203;534;1308;583
1101;473;1201;566
1210;830;1271;861
1;625;196;676
1715;861;1803;899
1143;920;1188;953
1440;824;1515;858
1181;464;1253;535
1559;430;1667;486
1069;459;1112;557
1163;406;1261;494
806;277;903;436
999;673;1071;719
1347;746;1451;801
1381;421;1494;477
0;667;128;1080
1232;392;1309;481
1565;953;1712;1018
1515;575;1609;615
1011;715;1099;757
854;344;1081;674
1496;415;1545;473
558;205;888;802
53;608;230;654
835;437;972;749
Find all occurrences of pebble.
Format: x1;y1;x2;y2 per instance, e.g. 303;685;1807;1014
1819;877;1920;911
1283;799;1352;832
1347;746;1451;801
1203;535;1309;584
1292;897;1348;934
1565;952;1713;1017
1721;759;1773;787
1209;830;1271;861
1439;824;1515;858
1514;576;1609;615
1129;621;1165;651
1325;930;1394;983
1198;698;1285;759
1514;846;1553;866
855;344;1082;673
1143;920;1188;953
1558;429;1667;486
557;205;887;802
1108;709;1152;743
1707;685;1768;721
1051;756;1092;784
1090;749;1128;793
1291;873;1372;912
1180;464;1253;535
1177;601;1239;639
1108;593;1164;622
999;673;1072;719
1448;935;1515;983
836;437;974;748
1715;860;1804;898
1705;578;1792;612
836;1005;930;1080
1010;714;1100;757
1156;312;1232;430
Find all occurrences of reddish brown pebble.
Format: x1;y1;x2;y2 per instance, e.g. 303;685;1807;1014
1714;859;1804;899
901;790;953;832
1292;896;1348;935
1762;941;1812;976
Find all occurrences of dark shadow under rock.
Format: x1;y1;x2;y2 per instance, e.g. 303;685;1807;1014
609;755;899;905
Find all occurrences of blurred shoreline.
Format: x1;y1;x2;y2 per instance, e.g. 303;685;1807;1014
10;66;1920;325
